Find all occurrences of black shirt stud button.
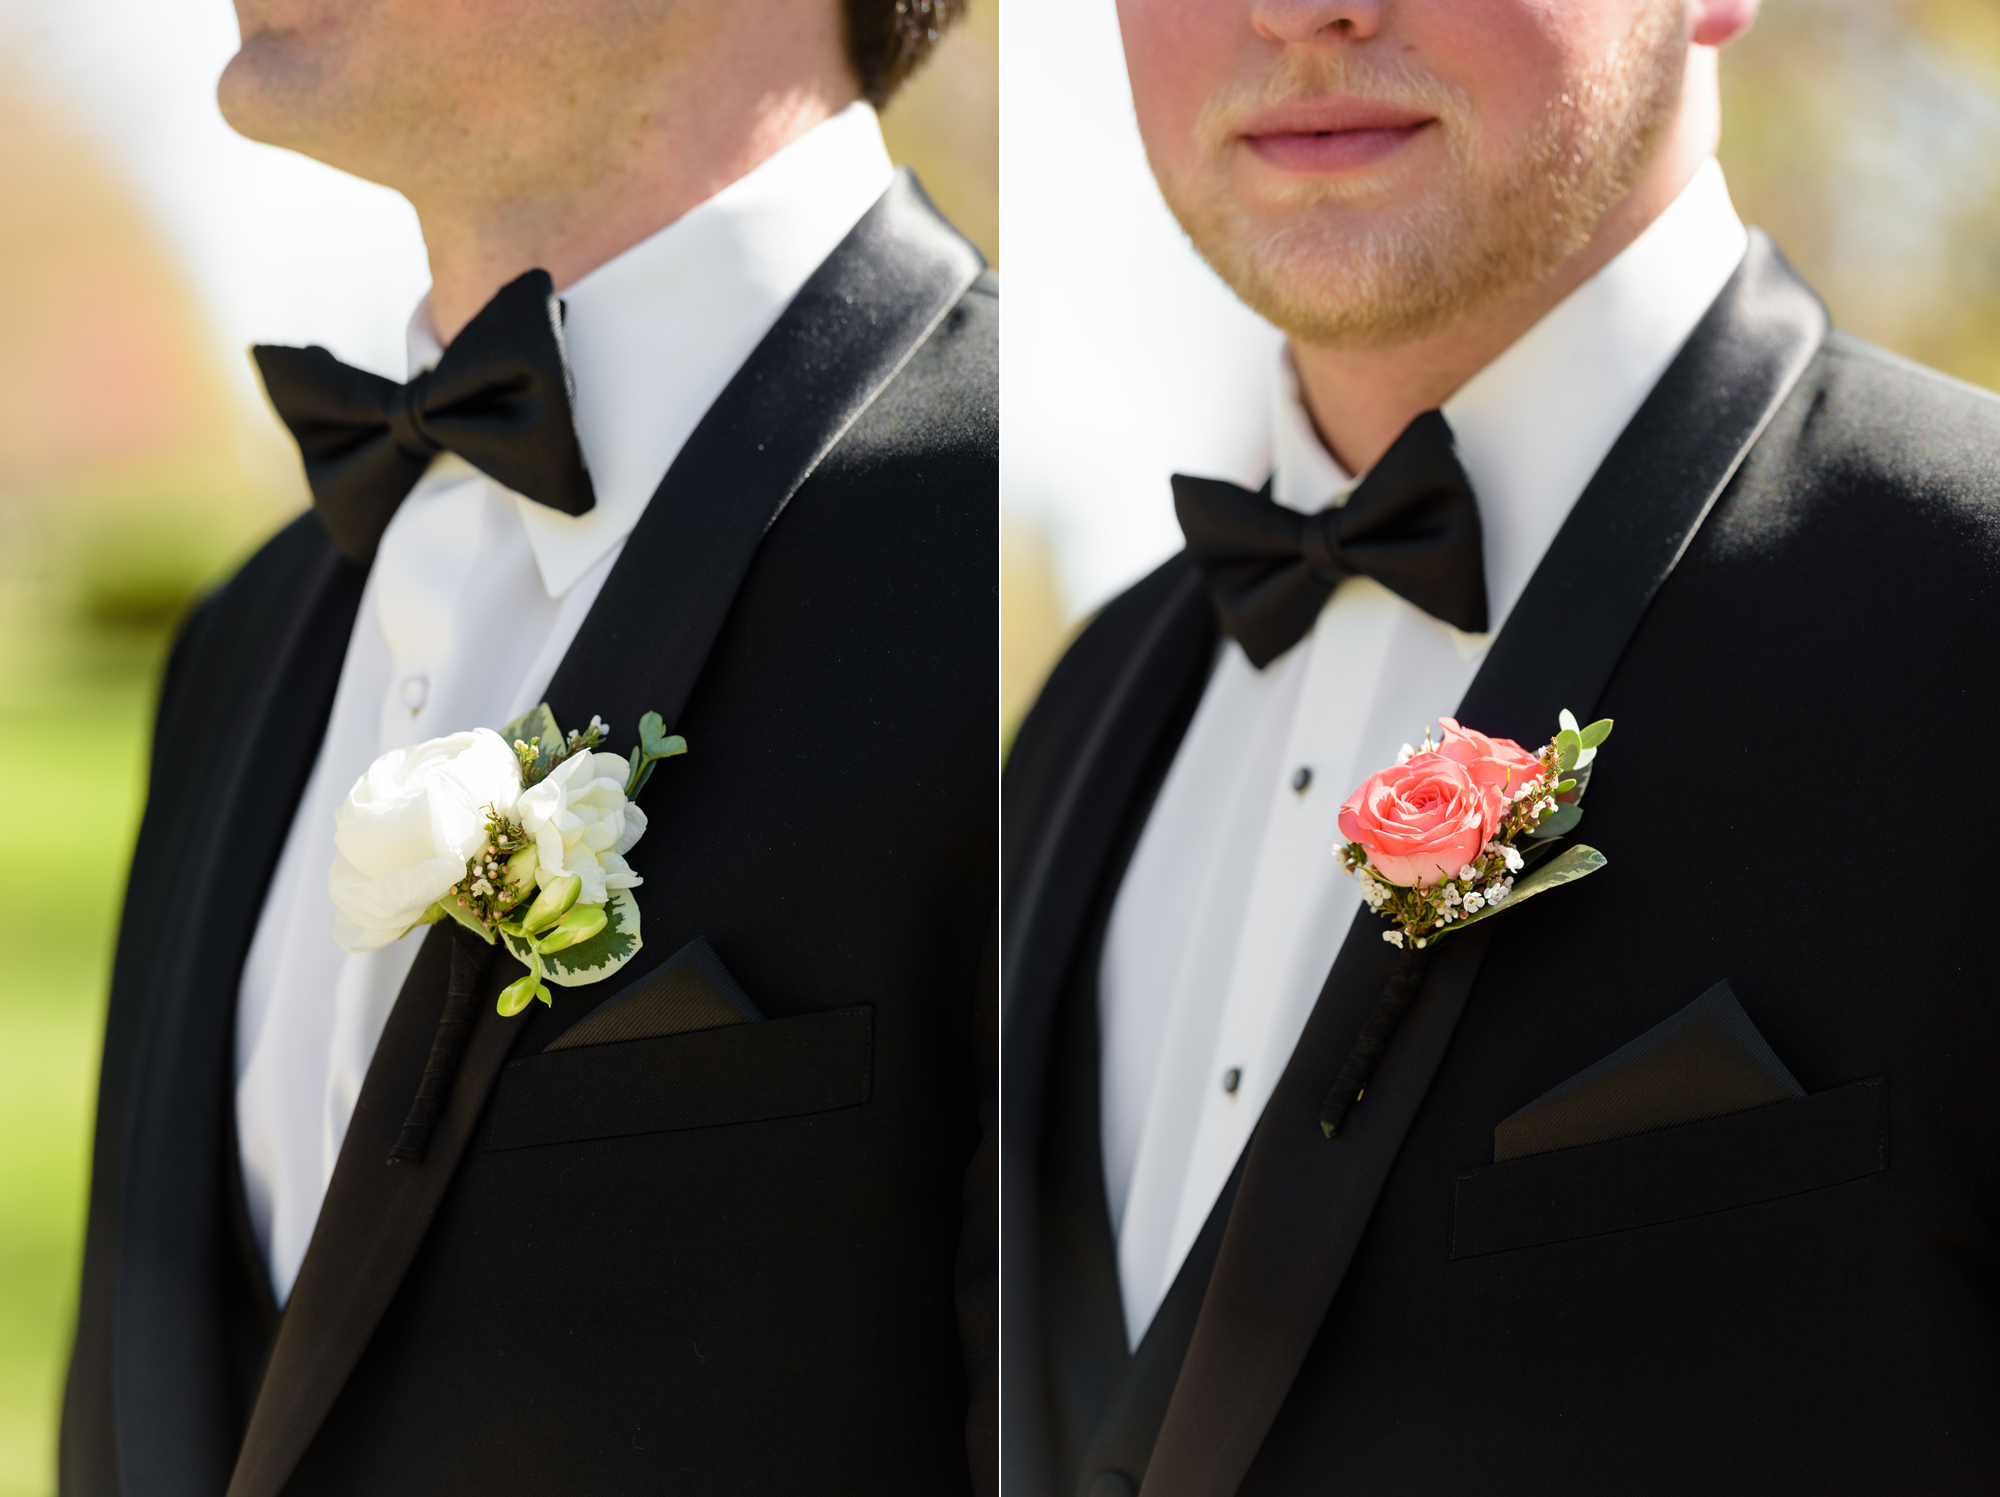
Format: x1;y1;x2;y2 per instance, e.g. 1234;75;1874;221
1291;765;1312;794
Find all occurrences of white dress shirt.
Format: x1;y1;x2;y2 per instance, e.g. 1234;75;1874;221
1098;159;1750;1348
234;102;895;1306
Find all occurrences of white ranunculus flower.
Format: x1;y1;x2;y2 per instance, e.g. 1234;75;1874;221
517;750;647;908
328;728;523;952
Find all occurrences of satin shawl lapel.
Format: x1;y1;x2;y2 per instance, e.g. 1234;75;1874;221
1000;563;1218;1492
548;169;982;732
225;170;983;1497
110;538;363;1497
1140;233;1829;1497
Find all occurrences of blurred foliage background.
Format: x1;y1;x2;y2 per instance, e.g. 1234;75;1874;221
0;4;993;1490
999;0;2000;737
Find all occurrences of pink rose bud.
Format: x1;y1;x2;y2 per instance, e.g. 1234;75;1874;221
1434;716;1545;827
1338;751;1493;890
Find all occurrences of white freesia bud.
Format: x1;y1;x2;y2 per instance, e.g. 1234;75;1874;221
517;750;647;907
328;728;523;952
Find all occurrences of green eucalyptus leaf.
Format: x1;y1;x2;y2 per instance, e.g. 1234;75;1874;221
1446;844;1607;934
1558;708;1580;735
1580;717;1614;750
499;703;562;756
1573;745;1598;772
1528;801;1583;840
1554;728;1581;772
440;895;497;944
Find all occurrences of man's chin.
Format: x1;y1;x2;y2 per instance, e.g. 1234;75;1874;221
216;32;334;151
1170;190;1465;349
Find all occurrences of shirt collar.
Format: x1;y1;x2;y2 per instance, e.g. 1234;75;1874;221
406;100;896;599
1271;157;1749;635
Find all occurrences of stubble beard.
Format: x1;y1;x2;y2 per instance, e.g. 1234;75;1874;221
1158;1;1689;351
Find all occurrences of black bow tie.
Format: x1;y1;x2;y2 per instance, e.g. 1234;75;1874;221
1172;409;1488;668
253;269;595;565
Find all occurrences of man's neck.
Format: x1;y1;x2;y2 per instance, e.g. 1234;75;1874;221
417;81;857;345
1291;94;1717;475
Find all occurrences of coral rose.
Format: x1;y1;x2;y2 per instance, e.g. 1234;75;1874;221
1436;715;1544;825
1338;751;1493;889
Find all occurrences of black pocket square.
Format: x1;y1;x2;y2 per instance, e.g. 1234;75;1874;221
543;936;763;1053
1494;979;1803;1162
490;1007;873;1151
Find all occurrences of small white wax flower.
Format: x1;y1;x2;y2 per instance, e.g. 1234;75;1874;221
518;749;649;907
1383;930;1404;948
1458;864;1480;882
1463;892;1485;912
1396;743;1416;765
1500;845;1524;872
1485;882;1509;904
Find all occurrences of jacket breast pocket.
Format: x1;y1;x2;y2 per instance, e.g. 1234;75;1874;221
486;1006;873;1152
1448;1077;1887;1259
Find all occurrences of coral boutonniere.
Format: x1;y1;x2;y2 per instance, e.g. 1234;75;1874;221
1318;710;1613;1138
328;704;686;1016
1336;710;1613;951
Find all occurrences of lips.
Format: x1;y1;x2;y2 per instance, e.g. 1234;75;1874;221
1239;99;1437;174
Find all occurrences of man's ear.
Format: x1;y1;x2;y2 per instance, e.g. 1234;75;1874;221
1691;0;1760;49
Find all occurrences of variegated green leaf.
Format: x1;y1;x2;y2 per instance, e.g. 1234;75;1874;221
501;887;642;988
1447;844;1606;935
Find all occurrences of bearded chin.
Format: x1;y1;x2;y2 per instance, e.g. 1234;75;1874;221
1194;188;1503;351
1167;0;1688;352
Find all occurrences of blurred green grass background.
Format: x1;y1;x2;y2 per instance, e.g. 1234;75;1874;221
0;620;161;1493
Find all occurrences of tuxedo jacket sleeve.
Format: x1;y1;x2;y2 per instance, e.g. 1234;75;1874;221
62;178;998;1497
1003;236;2000;1497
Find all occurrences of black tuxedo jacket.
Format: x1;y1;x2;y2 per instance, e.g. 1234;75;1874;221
1002;235;2000;1497
62;175;997;1497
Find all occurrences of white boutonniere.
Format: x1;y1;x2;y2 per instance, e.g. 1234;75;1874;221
329;704;686;1016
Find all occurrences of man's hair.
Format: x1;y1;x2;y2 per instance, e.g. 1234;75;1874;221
845;0;971;106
